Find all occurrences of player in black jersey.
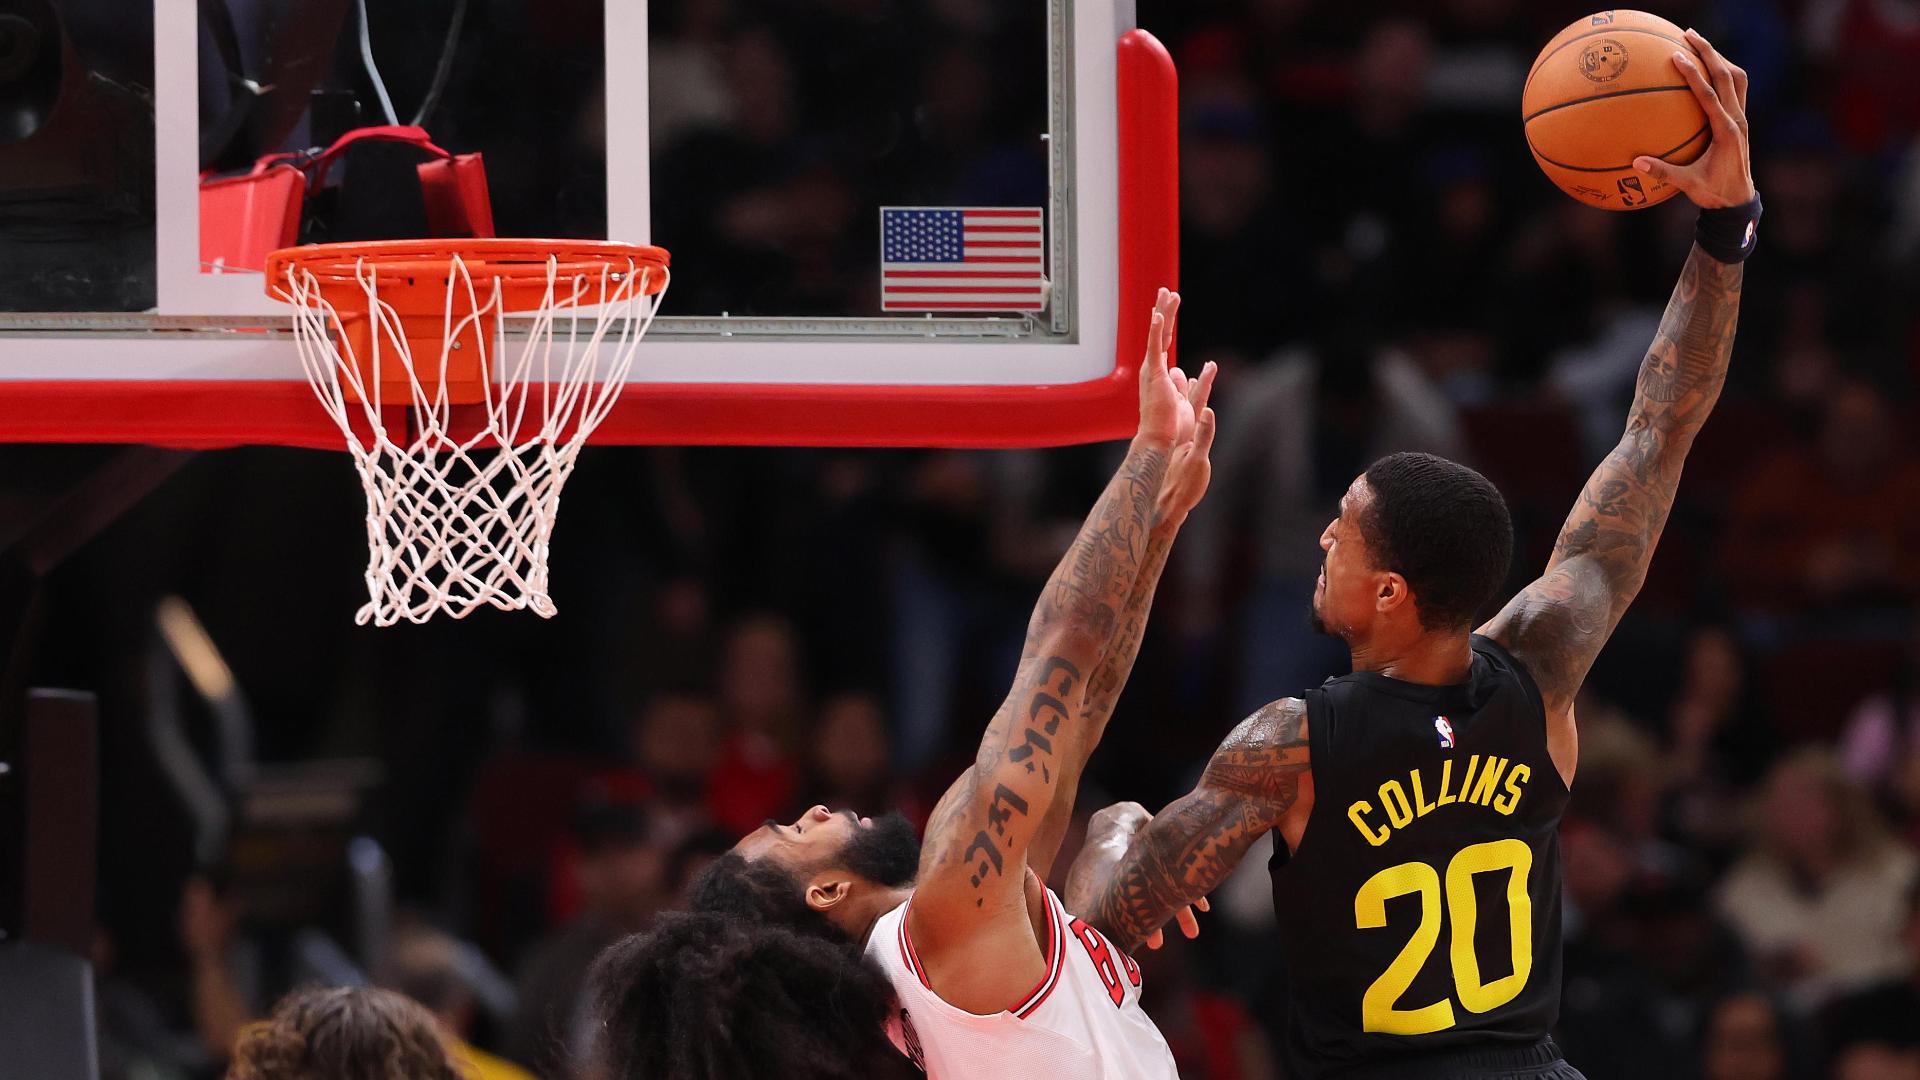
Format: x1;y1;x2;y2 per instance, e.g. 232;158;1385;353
1064;29;1760;1080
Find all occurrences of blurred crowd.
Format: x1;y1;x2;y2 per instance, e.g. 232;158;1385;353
42;0;1920;1079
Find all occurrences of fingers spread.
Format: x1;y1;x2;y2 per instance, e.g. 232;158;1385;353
1145;928;1165;951
1177;907;1201;939
1674;48;1736;135
1685;30;1742;125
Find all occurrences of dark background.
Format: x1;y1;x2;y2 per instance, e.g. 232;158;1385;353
4;0;1920;1078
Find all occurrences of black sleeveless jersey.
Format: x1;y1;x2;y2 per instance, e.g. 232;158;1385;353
1269;635;1570;1078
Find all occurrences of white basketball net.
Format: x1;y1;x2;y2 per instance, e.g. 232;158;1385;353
278;253;667;626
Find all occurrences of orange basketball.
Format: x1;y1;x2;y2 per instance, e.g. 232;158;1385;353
1522;10;1708;211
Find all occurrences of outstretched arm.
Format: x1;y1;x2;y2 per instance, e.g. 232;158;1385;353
1070;697;1311;954
1480;30;1756;727
1029;367;1217;878
909;290;1190;1009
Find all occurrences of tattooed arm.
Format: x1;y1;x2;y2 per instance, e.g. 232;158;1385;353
1029;374;1218;879
1071;698;1312;954
1478;244;1742;713
1480;31;1754;759
907;290;1187;1012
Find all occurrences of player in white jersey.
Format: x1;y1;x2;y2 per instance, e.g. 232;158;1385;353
863;867;1179;1076
586;290;1213;1080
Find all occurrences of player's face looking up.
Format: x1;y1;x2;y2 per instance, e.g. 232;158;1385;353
736;804;870;863
731;807;921;921
1311;477;1404;644
1311;453;1516;648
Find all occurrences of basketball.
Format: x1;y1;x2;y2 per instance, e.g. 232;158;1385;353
1522;10;1708;210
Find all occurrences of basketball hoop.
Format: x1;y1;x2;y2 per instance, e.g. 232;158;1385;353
264;239;670;626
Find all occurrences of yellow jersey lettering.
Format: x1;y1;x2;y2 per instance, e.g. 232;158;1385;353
1494;764;1531;815
1379;780;1414;828
1459;755;1481;802
1470;756;1509;806
1348;800;1390;846
1435;759;1457;806
1410;768;1438;817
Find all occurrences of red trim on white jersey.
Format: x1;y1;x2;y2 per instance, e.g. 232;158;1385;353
896;890;1066;1016
898;903;932;988
1012;891;1065;1018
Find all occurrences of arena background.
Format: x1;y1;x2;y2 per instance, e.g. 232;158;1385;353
6;0;1920;1077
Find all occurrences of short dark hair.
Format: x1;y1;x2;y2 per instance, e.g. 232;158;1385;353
588;854;900;1080
1360;453;1514;630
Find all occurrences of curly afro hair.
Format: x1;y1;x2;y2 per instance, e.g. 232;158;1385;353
588;854;903;1080
226;985;462;1080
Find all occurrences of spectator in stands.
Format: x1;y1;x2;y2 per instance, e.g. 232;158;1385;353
664;829;737;910
630;691;725;841
1565;715;1693;885
1556;815;1707;1076
708;614;805;834
1822;882;1920;1078
1659;627;1781;864
180;875;254;1068
1722;379;1920;614
1717;749;1920;1008
1178;329;1464;710
1136;945;1279;1080
378;926;533;1080
1700;989;1801;1080
1842;610;1920;838
1801;0;1920;153
1176;97;1309;365
227;986;460;1080
508;800;665;1078
804;691;925;827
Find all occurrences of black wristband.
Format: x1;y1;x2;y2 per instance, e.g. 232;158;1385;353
1697;193;1763;264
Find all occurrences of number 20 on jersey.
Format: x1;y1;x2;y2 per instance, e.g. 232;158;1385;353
1355;838;1535;1035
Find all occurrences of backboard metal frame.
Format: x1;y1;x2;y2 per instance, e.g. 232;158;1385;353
0;1;1177;449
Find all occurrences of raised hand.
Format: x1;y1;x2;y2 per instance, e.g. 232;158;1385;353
1137;288;1187;447
1155;360;1218;527
1633;29;1755;209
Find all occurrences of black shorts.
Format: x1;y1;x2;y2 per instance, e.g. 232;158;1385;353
1328;1037;1587;1080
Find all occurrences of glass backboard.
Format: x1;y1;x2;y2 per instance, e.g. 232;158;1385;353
0;0;1176;447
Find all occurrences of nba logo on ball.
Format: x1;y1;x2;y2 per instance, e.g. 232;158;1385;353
1433;716;1456;749
1579;39;1629;82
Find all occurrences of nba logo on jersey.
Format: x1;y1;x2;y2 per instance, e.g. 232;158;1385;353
1433;715;1456;748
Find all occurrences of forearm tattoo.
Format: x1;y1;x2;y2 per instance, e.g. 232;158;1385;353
922;442;1169;905
1088;698;1310;952
1030;526;1180;876
1083;529;1175;730
1489;244;1743;710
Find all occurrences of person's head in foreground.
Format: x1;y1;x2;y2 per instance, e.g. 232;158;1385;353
1310;451;1514;651
227;985;462;1080
589;806;922;1080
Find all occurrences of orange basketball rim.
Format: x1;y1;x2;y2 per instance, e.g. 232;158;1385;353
264;239;670;405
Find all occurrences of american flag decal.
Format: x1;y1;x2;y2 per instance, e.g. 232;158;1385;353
880;207;1047;312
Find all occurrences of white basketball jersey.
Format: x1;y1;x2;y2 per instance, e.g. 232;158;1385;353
863;883;1180;1079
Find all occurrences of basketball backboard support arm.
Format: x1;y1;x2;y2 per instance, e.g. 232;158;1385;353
0;3;1178;450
